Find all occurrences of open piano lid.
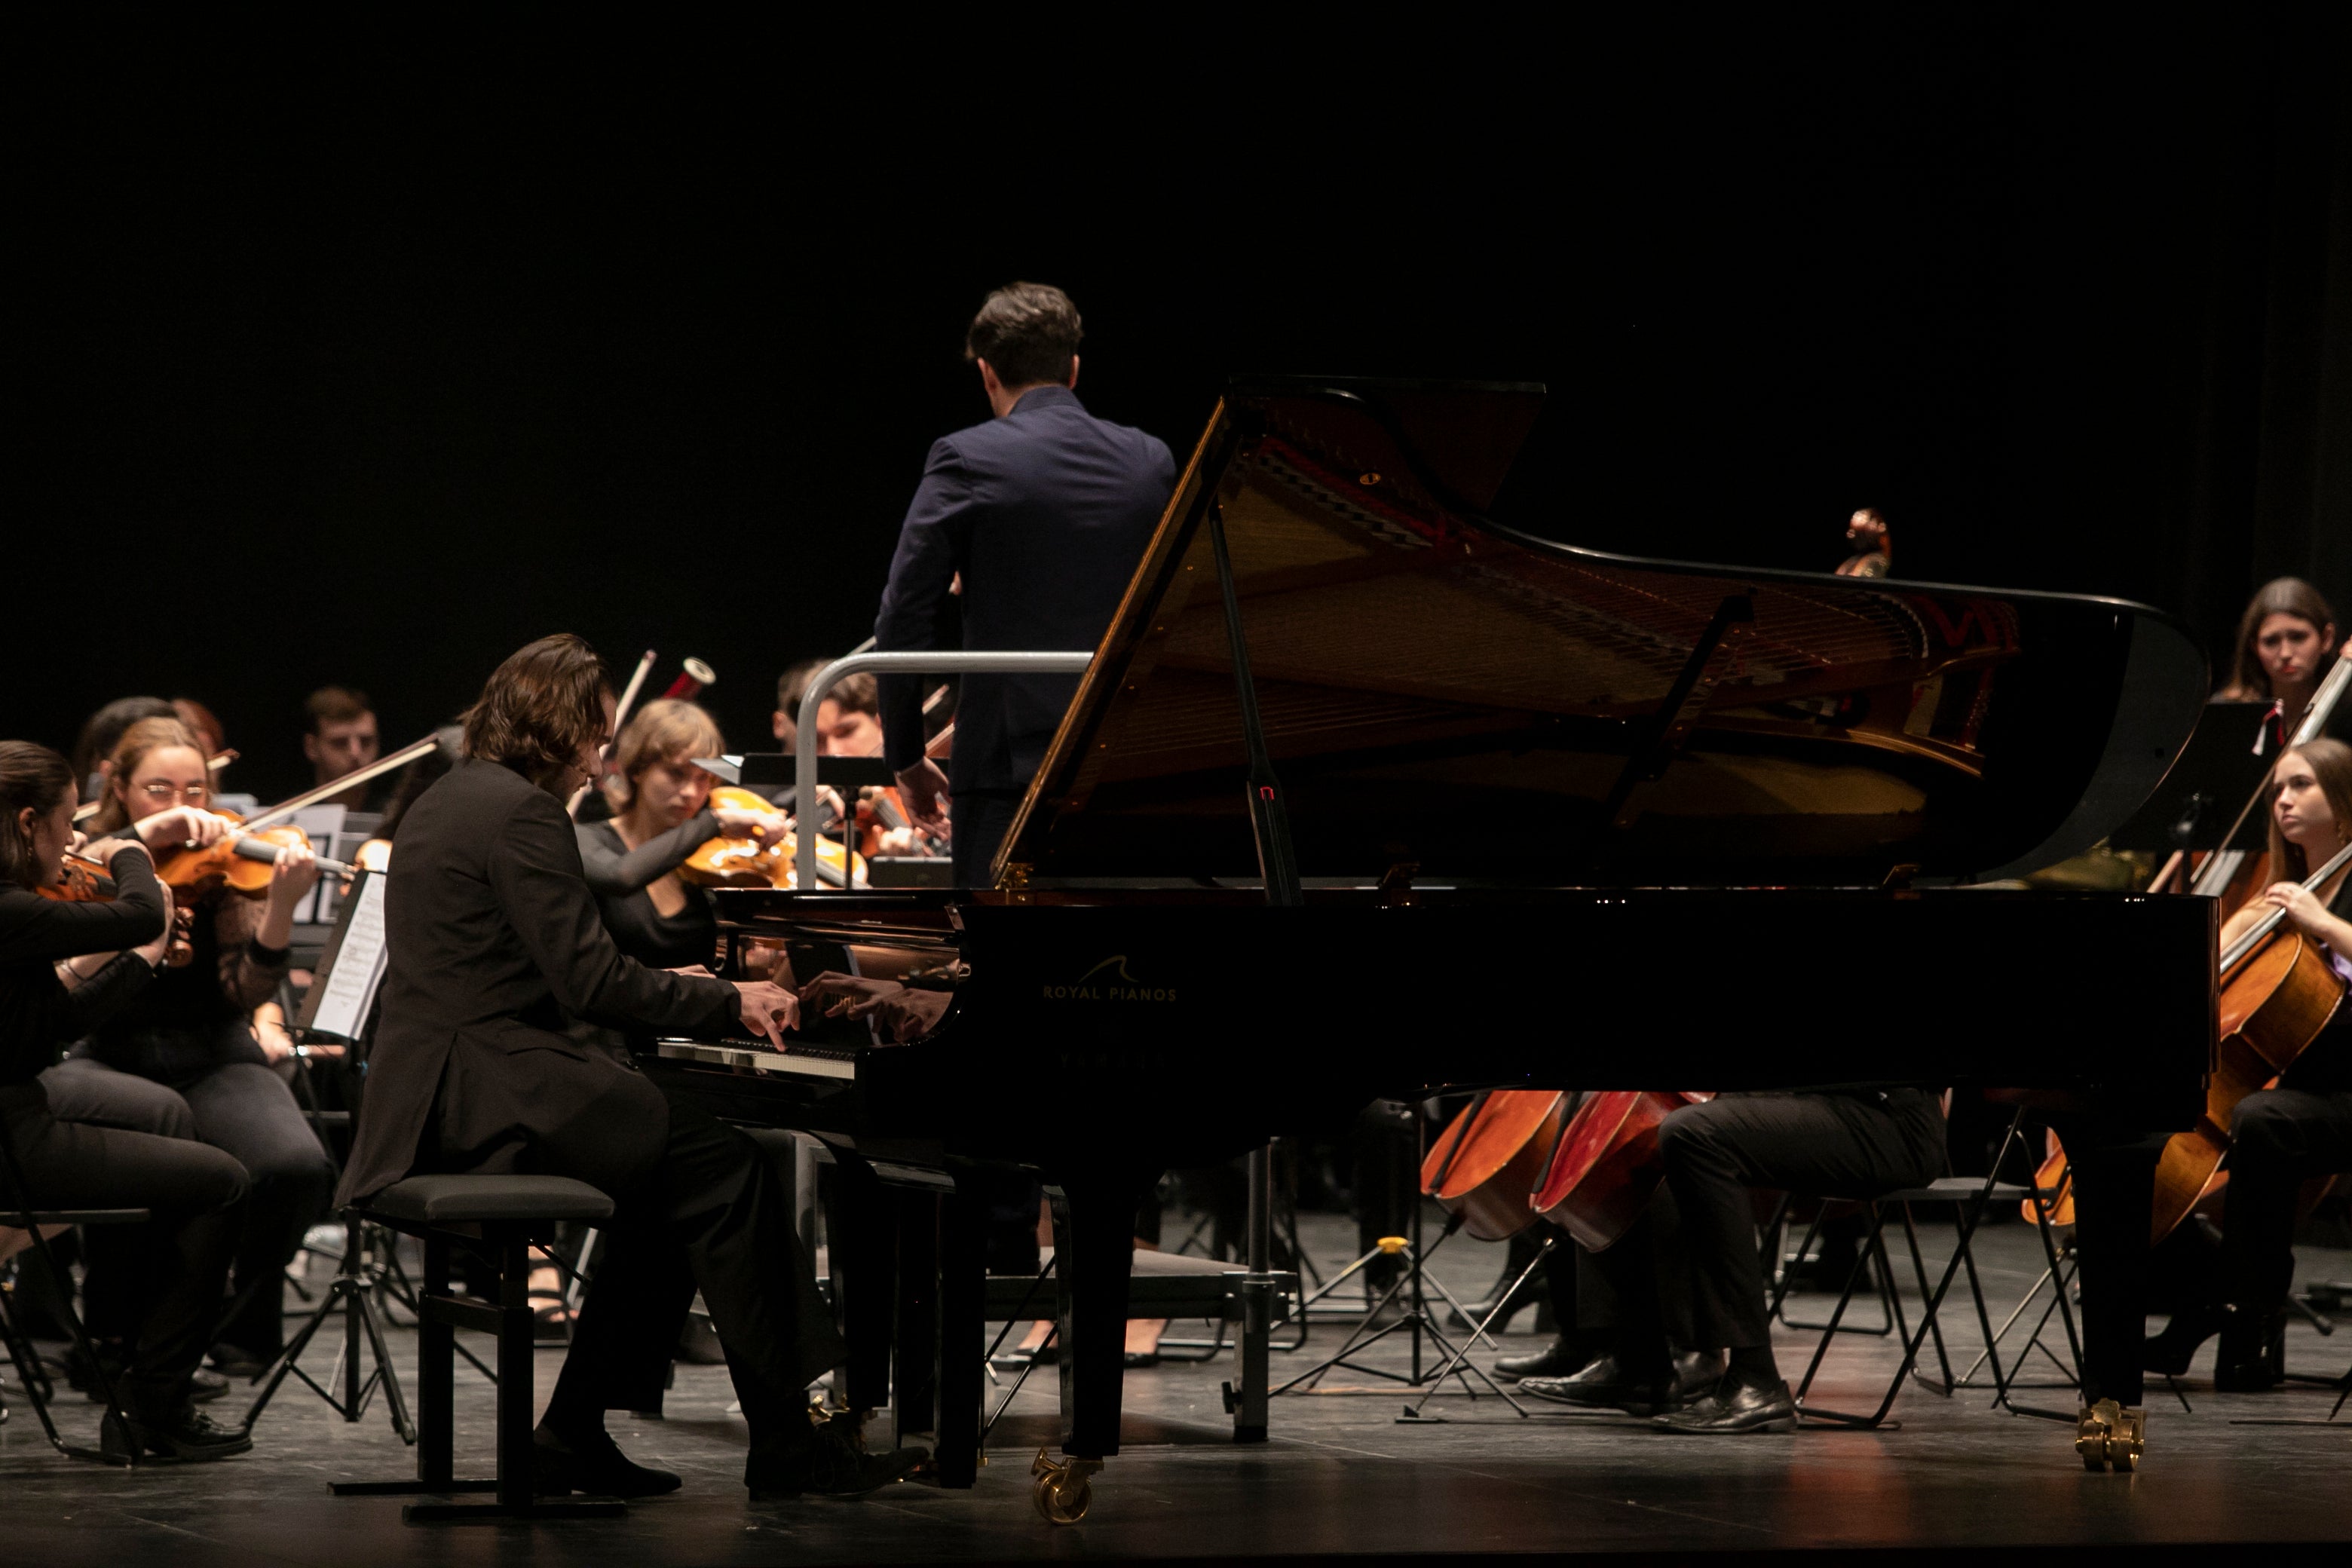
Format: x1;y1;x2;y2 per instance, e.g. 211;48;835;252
997;378;2207;887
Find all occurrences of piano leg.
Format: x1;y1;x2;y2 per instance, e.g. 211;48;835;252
892;1185;940;1451
932;1171;987;1489
1049;1175;1144;1462
825;1154;898;1416
2053;1126;2163;1469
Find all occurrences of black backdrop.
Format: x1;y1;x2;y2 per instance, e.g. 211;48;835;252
10;17;2347;804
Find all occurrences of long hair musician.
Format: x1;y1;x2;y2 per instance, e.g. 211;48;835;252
332;634;922;1500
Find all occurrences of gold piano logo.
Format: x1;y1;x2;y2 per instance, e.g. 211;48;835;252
1043;955;1178;1005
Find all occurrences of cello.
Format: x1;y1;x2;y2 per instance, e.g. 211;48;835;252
1419;1090;1572;1241
1530;1090;1715;1251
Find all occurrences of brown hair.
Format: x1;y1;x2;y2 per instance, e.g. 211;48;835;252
305;684;373;733
71;696;174;786
172;697;226;758
608;700;724;811
461;634;611;789
2266;739;2352;882
87;716;206;835
2220;577;2338;701
964;282;1082;388
775;657;827;715
819;671;879;718
0;742;77;890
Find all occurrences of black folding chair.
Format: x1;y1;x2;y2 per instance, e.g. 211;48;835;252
0;1116;145;1465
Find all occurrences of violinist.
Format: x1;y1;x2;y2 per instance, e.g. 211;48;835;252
575;698;787;997
1833;508;1892;578
59;716;338;1378
2146;737;2352;1386
0;740;253;1460
2216;577;2339;749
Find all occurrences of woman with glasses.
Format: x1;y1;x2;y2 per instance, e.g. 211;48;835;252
50;716;337;1380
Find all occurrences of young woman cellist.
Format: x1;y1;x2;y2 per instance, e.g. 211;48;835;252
0;740;253;1459
2145;738;2352;1386
57;716;338;1378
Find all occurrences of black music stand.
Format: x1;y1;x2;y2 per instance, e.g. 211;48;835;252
2107;700;2274;853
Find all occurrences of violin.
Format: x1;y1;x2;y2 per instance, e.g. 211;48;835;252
679;786;865;891
1530;1090;1715;1251
37;851;194;966
1419;1090;1571;1242
155;811;351;899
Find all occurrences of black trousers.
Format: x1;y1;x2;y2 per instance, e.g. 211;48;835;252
1595;1090;1947;1352
0;1089;247;1414
2219;1086;2352;1321
951;790;1024;889
506;1076;845;1475
55;1057;336;1358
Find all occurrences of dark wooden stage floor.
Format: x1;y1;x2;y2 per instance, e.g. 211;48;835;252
5;1214;2347;1564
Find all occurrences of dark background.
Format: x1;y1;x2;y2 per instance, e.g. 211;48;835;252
10;16;2347;804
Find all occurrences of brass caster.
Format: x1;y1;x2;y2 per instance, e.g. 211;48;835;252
2074;1399;2145;1472
1031;1447;1101;1525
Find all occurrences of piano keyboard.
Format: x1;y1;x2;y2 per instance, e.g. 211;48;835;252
655;1037;859;1080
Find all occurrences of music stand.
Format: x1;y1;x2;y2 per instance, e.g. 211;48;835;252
2107;700;2274;853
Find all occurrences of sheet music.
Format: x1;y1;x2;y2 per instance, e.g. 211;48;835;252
304;870;389;1043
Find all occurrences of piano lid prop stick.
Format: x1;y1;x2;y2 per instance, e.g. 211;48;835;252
1206;501;1302;907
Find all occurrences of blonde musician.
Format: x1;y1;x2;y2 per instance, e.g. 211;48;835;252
2148;738;2352;1386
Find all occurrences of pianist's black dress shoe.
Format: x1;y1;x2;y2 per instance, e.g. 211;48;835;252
747;1417;927;1500
1493;1335;1591;1383
531;1425;683;1497
1650;1377;1796;1435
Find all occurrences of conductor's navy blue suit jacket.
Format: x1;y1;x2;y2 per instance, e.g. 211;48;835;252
871;384;1176;795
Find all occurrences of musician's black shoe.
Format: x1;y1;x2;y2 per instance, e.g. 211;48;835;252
747;1416;926;1499
1493;1335;1590;1383
1518;1350;1662;1412
2212;1358;2283;1392
101;1401;254;1462
1649;1377;1796;1435
2143;1300;2222;1377
531;1425;684;1497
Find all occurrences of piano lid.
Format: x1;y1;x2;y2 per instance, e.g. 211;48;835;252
997;378;2207;887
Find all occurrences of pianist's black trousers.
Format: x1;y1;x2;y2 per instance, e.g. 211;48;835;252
1655;1090;1946;1351
526;1083;846;1469
2219;1085;2352;1326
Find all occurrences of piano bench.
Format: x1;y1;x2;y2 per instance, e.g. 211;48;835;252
335;1175;620;1524
986;1250;1299;1325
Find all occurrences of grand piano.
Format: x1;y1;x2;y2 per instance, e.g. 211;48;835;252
645;377;2216;1499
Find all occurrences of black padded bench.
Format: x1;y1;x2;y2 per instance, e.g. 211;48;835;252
330;1174;615;1522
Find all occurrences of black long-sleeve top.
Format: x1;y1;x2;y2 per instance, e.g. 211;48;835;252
574;809;719;972
0;844;166;1098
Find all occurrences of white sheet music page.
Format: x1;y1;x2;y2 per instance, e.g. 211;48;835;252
308;870;390;1042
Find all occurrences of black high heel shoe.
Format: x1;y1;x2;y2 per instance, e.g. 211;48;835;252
2142;1300;2223;1377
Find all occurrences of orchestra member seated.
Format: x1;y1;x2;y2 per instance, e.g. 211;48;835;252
0;740;253;1460
1834;508;1891;577
771;658;826;759
71;696;174;802
871;280;1175;887
60;717;337;1377
2146;739;2352;1386
1519;1088;1947;1433
334;634;923;1499
2215;578;2339;746
302;685;383;810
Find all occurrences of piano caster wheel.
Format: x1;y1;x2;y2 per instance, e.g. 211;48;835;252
1031;1447;1100;1524
2074;1399;2145;1472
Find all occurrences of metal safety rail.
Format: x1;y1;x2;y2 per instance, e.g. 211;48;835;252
792;650;1094;892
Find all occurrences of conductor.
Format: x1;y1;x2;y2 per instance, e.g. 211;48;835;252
335;634;923;1499
874;282;1177;885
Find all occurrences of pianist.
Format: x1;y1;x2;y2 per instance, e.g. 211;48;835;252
335;634;924;1500
871;280;1176;887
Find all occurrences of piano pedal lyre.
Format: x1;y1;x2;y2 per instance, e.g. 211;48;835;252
1031;1447;1102;1524
2073;1398;2145;1471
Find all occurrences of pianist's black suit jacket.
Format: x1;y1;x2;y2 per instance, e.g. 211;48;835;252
335;757;739;1208
871;383;1175;795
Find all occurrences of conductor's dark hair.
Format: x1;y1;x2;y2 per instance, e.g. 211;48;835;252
462;635;611;792
963;282;1083;389
2222;577;2338;702
0;741;78;890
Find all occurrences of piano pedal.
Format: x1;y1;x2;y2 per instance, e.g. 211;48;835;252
2074;1398;2145;1471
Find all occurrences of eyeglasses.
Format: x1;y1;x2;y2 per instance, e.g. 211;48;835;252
136;781;210;805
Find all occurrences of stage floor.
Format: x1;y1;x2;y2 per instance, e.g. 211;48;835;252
4;1213;2347;1564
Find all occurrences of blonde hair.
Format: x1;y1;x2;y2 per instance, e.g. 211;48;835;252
2266;738;2352;882
89;716;206;834
608;700;724;811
